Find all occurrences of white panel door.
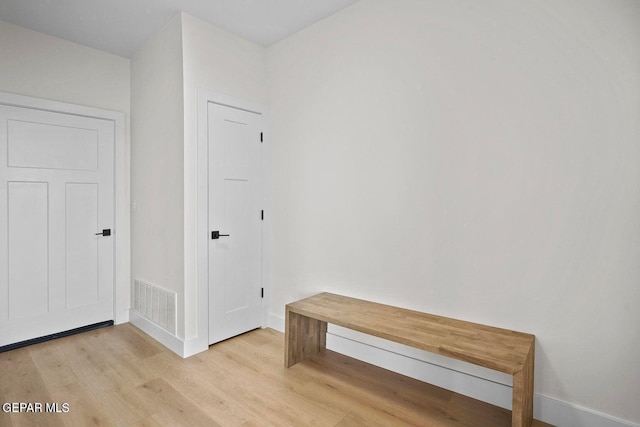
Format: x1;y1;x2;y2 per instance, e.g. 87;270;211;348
208;102;262;345
0;104;114;346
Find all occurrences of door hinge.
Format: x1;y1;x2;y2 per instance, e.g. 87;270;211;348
261;288;264;298
261;210;264;220
260;132;263;143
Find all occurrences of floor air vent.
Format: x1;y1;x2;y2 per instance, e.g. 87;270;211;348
133;279;177;335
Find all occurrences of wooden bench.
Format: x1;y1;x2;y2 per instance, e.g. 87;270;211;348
285;292;535;427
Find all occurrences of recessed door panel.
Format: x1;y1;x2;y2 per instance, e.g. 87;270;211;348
66;183;99;309
223;179;252;313
8;120;98;170
222;120;250;180
7;182;49;320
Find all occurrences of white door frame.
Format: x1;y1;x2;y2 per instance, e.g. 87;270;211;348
0;91;129;325
196;89;268;354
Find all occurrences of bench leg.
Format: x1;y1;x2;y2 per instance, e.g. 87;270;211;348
512;344;534;427
284;309;327;368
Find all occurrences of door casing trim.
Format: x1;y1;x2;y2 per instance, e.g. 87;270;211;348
0;91;129;326
195;89;268;357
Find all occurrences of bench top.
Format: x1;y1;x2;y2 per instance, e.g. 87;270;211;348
286;292;534;375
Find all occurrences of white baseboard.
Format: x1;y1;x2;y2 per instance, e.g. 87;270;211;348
114;308;130;325
129;311;208;358
129;310;184;356
183;336;208;358
269;313;638;427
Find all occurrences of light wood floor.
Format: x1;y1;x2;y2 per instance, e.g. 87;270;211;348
0;324;553;426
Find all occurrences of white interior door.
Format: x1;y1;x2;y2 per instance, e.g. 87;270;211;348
208;102;262;345
0;104;115;347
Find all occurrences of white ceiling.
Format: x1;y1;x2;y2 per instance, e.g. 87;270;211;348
0;0;360;58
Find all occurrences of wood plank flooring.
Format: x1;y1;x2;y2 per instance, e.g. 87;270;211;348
0;324;553;426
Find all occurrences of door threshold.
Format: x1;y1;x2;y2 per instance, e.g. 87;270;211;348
0;320;114;353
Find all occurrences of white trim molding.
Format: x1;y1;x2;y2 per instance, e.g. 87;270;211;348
130;310;210;359
130;310;183;356
269;313;639;427
0;91;130;326
195;89;267;356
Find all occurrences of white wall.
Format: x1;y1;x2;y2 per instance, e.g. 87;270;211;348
267;0;640;424
130;15;186;337
129;12;266;346
6;2;636;423
0;20;130;115
181;13;266;341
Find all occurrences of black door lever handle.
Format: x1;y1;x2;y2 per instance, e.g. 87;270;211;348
211;231;230;239
95;229;111;236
